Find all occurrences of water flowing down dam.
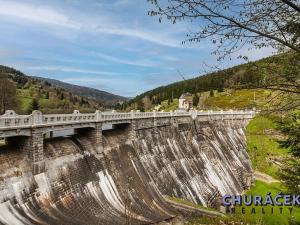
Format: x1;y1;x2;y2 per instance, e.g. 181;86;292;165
0;110;254;225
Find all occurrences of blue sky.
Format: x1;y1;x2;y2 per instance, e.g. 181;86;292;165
0;0;274;97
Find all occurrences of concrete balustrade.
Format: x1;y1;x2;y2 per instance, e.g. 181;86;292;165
0;109;255;130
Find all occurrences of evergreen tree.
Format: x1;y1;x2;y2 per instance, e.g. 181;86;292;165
278;110;300;194
217;86;224;92
193;94;199;107
28;99;40;113
209;90;214;97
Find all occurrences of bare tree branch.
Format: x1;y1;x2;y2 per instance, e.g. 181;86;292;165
280;0;300;13
148;0;300;59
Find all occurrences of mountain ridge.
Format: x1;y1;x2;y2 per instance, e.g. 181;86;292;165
32;76;128;105
0;65;127;114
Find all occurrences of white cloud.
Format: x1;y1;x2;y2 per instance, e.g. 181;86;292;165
94;52;160;67
94;26;181;48
27;66;120;75
0;1;80;29
0;1;184;48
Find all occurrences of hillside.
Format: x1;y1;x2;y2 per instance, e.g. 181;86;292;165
0;65;105;114
128;52;299;111
33;76;127;106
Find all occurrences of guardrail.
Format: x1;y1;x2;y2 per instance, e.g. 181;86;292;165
0;109;256;129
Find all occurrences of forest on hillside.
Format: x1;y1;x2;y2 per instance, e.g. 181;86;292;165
125;53;299;111
0;65;100;114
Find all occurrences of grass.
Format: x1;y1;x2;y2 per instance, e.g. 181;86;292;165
154;89;273;112
246;116;288;178
202;89;272;110
166;196;218;212
179;181;300;225
17;89;34;112
233;180;300;225
160;98;179;111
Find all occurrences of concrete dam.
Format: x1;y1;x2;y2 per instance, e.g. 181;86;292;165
0;110;254;225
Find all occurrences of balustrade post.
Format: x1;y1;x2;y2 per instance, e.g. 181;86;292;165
128;110;137;139
191;110;197;120
153;110;157;127
32;110;43;126
130;110;135;119
96;110;102;122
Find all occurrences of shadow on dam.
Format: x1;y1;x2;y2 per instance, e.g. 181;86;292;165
0;119;253;225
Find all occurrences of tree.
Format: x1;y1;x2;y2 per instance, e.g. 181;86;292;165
217;85;224;93
193;94;199;106
136;101;145;112
278;110;300;157
45;92;49;99
142;96;152;110
0;73;17;114
209;90;214;97
28;99;40;113
148;0;300;60
278;110;300;194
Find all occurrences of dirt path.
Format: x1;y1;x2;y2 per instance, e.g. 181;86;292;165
254;171;280;183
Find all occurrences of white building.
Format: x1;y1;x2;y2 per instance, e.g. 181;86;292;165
178;93;193;110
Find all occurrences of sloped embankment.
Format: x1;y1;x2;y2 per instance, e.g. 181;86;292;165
0;119;252;224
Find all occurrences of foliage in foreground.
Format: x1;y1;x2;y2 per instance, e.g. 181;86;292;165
278;110;300;195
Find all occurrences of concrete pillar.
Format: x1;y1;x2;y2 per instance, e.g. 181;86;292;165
25;129;45;174
170;117;178;128
75;123;103;154
129;120;137;139
93;122;103;154
153;110;157;127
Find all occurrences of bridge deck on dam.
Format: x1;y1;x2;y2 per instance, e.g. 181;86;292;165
0;109;255;138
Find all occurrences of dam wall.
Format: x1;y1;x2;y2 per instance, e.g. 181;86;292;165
0;113;253;225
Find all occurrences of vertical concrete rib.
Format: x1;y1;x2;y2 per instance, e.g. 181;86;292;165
94;122;103;154
25;128;45;174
